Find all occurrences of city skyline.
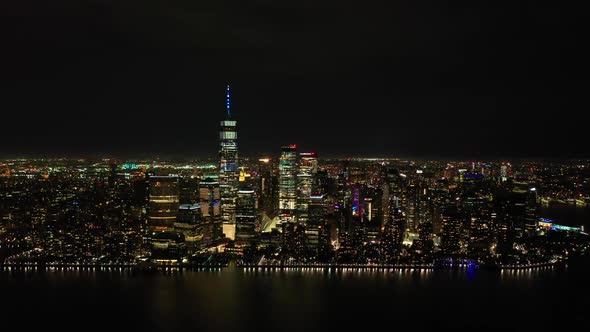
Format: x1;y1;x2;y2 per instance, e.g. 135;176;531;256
2;3;589;331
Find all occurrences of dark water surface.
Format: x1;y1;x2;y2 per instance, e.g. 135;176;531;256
540;204;590;230
2;259;590;332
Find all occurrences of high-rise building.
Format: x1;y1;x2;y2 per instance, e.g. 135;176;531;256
462;193;491;257
179;177;199;204
406;183;418;231
219;85;239;227
493;189;514;256
199;174;223;245
176;203;203;246
383;167;405;219
362;185;383;242
415;186;434;254
296;151;318;224
499;162;512;182
235;188;258;245
431;184;450;235
307;193;326;251
382;206;404;262
257;158;277;219
279;144;298;223
509;178;538;238
147;175;179;231
440;205;462;255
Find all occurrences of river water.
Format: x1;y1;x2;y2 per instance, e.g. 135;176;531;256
540;204;590;230
2;258;590;332
0;204;588;331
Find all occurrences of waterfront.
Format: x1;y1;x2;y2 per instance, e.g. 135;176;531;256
540;203;590;230
2;257;589;332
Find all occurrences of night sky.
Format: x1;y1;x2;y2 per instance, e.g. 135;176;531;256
2;1;587;159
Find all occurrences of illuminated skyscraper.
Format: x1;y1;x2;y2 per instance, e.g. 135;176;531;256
383;167;405;219
148;175;179;231
406;183;418;231
219;85;239;228
176;203;203;245
462;193;491;257
296;151;318;224
362;185;383;242
382;206;405;262
257;158;278;219
307;193;326;250
199;174;223;245
416;185;434;254
235;188;258;245
493;189;513;255
510;178;538;238
279;144;298;223
500;162;512;182
441;205;462;255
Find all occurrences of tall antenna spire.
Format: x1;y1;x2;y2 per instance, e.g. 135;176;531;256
226;84;231;118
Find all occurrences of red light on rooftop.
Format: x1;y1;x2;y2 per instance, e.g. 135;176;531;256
300;151;317;157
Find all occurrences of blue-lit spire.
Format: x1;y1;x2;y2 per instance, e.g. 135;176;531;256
226;84;231;118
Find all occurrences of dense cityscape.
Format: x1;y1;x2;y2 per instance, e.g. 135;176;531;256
1;87;588;272
3;2;589;332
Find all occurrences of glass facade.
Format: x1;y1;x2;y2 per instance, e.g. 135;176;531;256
279;145;297;223
148;176;179;231
199;174;223;245
296;152;318;224
235;189;258;245
219;118;238;226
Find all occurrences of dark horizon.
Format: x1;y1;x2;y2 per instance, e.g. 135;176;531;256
2;1;587;159
1;151;588;163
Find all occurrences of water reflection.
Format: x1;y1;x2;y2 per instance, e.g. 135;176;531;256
0;264;563;282
1;260;588;332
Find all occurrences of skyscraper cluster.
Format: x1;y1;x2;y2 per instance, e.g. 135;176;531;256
1;86;588;267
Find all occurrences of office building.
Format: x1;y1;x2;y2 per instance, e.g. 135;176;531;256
235;188;258;245
199;174;223;245
219;85;239;226
279;144;297;223
147;175;179;231
296;151;318;224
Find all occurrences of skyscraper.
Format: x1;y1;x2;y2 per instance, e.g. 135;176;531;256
176;203;203;246
382;206;405;262
235;188;258;245
383;167;405;219
279;144;298;223
219;84;239;228
441;205;462;255
510;178;538;238
462;193;491;257
147;175;179;231
199;174;223;245
296;151;318;224
257;158;277;219
362;185;383;242
307;193;326;251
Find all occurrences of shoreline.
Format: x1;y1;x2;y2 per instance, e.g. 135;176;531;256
0;259;563;272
